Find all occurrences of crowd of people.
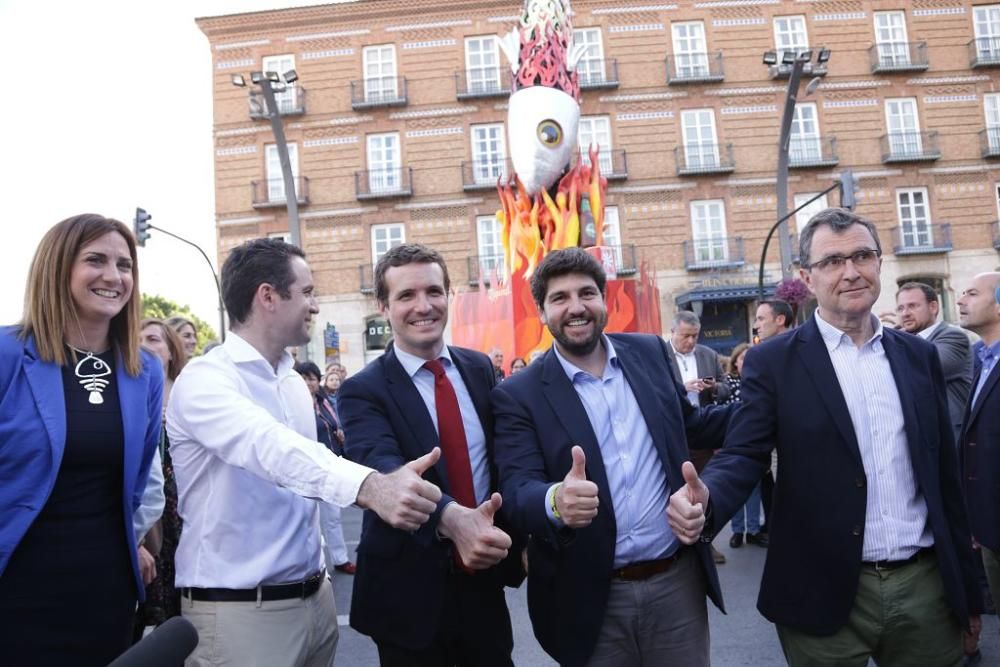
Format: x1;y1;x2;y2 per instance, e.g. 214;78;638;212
0;209;999;667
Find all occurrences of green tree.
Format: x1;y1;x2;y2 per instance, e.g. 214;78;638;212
141;293;218;354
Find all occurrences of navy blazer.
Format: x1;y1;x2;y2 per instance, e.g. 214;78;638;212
491;333;730;667
702;318;980;635
960;342;1000;551
337;342;523;650
0;327;163;599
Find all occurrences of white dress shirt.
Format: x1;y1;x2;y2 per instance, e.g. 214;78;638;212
916;320;943;341
393;345;489;503
167;333;373;588
670;342;700;406
814;312;933;561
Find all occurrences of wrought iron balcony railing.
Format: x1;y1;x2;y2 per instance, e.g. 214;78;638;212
880;131;940;163
355;167;413;200
890;223;953;255
981;128;1000;158
683;237;745;271
250;176;310;208
768;58;828;79
675;143;735;176
359;264;374;294
466;244;638;285
249;86;306;119
350;76;408;109
970;37;1000;68
868;42;929;73
580;148;628;180
455;68;512;99
462;158;512;190
665;51;725;84
788;136;839;168
578;59;620;90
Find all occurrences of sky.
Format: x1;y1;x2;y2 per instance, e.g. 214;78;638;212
0;0;349;330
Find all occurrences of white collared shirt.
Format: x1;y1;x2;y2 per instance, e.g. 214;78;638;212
670;342;700;406
392;345;489;503
916;320;943;341
167;332;373;588
814;312;933;561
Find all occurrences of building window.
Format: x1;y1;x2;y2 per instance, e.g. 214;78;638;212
690;199;727;263
973;5;1000;60
267;231;288;242
465;36;500;95
470;124;506;185
885;98;922;157
371;223;405;265
477;215;503;273
264;143;299;202
671;21;709;78
363;45;397;103
262;54;297;112
603;206;623;268
986;94;1000;153
773;15;808;60
578;116;613;174
790;103;822;163
573;28;606;86
681;109;720;169
367;133;401;194
793;192;828;233
874;11;910;67
896;188;932;250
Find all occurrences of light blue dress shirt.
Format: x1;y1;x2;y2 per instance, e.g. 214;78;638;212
547;336;678;568
393;345;490;504
972;339;1000;408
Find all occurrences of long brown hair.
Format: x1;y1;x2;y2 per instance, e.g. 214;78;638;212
20;214;143;376
141;318;188;381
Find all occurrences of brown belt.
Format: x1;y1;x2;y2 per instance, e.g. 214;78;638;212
612;549;685;581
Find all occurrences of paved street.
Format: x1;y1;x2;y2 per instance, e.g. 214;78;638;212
331;506;1000;665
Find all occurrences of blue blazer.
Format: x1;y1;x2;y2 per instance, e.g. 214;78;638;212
0;326;163;600
702;318;980;635
490;333;730;667
960;342;1000;551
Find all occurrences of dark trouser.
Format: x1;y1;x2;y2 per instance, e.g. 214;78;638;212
375;571;512;667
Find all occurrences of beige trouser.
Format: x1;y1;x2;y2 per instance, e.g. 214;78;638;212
183;578;338;667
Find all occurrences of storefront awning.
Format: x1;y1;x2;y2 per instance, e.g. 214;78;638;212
674;283;777;307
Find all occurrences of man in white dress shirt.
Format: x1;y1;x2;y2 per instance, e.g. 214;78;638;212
167;238;443;667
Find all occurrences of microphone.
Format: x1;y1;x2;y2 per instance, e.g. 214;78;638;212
108;616;199;667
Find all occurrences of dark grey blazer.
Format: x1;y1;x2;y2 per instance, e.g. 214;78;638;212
664;342;730;406
925;322;973;438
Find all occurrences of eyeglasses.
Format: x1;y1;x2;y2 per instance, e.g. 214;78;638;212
805;248;881;273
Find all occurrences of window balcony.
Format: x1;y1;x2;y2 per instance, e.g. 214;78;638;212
683;237;746;271
578;59;620;90
788;136;839;168
455;69;512;100
980;128;1000;158
249;87;306;119
581;148;629;181
350;76;408;109
359;264;374;294
355;167;413;200
880;131;940;163
992;221;1000;250
969;37;1000;68
466;255;505;285
462;158;512;191
768;59;828;80
868;42;929;73
675;143;735;176
250;177;310;208
665;51;725;85
890;223;953;256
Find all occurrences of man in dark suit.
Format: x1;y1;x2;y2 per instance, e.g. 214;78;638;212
897;281;973;440
338;244;521;666
492;248;731;667
669;208;981;666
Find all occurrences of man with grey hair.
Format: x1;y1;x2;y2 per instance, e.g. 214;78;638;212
669;208;981;665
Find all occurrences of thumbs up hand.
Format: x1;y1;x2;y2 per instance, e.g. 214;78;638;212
439;492;513;570
667;461;710;544
356;447;443;533
555;446;600;529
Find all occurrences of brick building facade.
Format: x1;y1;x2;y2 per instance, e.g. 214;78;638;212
197;0;1000;369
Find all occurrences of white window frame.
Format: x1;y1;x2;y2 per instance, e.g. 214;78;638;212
371;223;405;265
690;199;728;265
573;28;606;86
578;116;613;174
681;109;720;169
363;45;397;103
603;206;623;268
671;21;709;79
896;187;932;249
790;103;822;163
265;143;299;203
773;15;809;61
476;215;503;274
465;36;501;95
366;133;401;194
262;54;298;113
885;97;922;157
873;11;910;67
973;5;1000;60
793;193;828;234
470;124;507;185
986;94;1000;153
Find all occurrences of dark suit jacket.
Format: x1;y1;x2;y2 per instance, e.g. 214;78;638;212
925;322;973;438
337;342;523;650
491;333;731;667
664;342;731;406
960;342;1000;551
702;318;980;635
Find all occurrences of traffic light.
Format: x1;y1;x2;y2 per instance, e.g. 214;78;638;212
134;207;152;247
839;169;860;211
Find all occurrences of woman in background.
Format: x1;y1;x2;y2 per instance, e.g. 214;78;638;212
510;357;527;375
165;314;198;358
0;214;163;665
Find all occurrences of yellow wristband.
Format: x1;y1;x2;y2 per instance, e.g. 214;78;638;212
550;483;562;519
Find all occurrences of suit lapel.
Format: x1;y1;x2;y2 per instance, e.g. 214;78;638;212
450;347;491;436
665;343;683;381
795;320;863;468
968;360;1000;428
881;331;927;459
117;353;145;503
22;337;66;468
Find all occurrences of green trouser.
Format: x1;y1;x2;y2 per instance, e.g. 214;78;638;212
776;551;962;667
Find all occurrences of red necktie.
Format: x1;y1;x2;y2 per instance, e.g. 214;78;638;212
423;359;477;509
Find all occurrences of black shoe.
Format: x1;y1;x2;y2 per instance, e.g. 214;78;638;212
729;533;744;549
747;533;769;548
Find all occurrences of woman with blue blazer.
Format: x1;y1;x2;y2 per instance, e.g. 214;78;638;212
0;214;163;665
